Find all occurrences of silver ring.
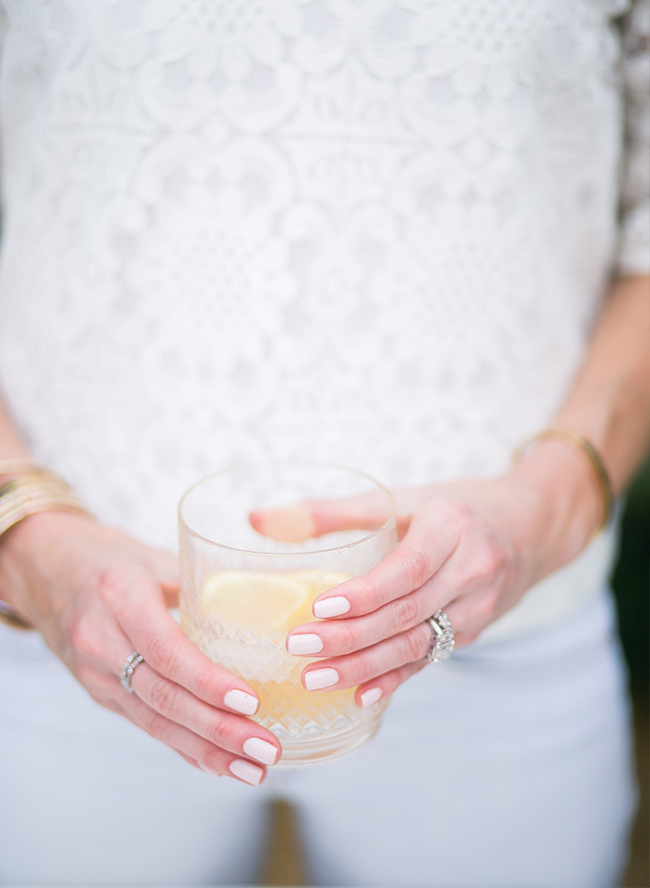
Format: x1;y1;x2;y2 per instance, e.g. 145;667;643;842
425;610;455;663
120;652;145;694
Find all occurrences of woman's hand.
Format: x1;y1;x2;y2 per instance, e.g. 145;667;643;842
0;511;281;785
253;440;604;707
262;272;649;707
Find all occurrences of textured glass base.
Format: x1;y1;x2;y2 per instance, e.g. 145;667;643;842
275;703;386;768
181;599;387;767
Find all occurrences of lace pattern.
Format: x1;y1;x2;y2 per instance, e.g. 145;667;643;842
0;0;646;565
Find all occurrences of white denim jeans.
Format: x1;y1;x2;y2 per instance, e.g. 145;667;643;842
0;589;635;887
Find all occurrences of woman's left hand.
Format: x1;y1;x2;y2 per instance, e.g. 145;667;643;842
252;441;602;707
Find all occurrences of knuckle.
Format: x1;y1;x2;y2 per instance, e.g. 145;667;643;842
68;614;100;659
209;716;235;751
401;547;433;589
148;677;181;716
442;500;475;534
400;625;428;664
191;665;217;701
355;577;383;612
202;747;225;775
476;588;500;622
468;540;508;584
141;707;168;740
475;544;501;577
97;565;132;602
336;621;359;654
390;594;421;633
144;634;178;677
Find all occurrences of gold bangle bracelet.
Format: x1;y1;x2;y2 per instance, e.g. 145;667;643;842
515;426;613;536
0;469;92;631
0;474;90;538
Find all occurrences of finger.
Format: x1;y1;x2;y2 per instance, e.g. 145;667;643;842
129;661;281;766
81;668;274;776
105;567;262;714
76;672;209;772
301;621;434;691
288;577;441;657
249;486;442;543
249;488;393;542
288;557;490;659
355;660;428;708
291;587;477;666
300;597;477;693
125;691;268;785
311;504;460;619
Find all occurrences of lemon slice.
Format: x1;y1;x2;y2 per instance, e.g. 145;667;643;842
202;570;312;633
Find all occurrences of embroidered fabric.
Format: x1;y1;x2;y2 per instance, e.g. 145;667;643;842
0;0;647;637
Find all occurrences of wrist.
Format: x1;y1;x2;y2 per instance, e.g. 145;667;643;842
506;438;602;579
0;461;92;618
0;511;94;626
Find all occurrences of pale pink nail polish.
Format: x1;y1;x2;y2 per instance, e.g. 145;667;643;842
313;596;350;618
243;737;278;766
229;759;264;785
287;633;323;655
360;687;383;708
224;689;258;715
304;667;339;690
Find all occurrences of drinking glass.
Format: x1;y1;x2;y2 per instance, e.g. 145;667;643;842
179;460;397;768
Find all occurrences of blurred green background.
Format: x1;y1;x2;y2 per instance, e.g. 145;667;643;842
613;458;650;696
612;457;649;888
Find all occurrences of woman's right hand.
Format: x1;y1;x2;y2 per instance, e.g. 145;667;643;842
0;510;280;785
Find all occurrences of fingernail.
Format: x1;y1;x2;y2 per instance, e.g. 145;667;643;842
243;737;279;766
229;759;264;785
224;689;258;716
304;667;339;690
287;633;323;655
360;687;383;708
313;596;350;618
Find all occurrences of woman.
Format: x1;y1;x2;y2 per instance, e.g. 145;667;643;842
0;1;648;885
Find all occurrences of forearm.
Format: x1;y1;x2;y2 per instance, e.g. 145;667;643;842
555;274;650;495
0;391;33;615
0;389;86;618
508;274;650;578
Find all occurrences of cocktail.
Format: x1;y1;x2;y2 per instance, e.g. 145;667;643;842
178;460;397;768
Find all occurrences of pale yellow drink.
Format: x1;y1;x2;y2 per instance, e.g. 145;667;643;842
178;460;396;767
182;570;359;739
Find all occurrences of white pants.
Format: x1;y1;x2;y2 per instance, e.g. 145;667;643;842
0;589;636;887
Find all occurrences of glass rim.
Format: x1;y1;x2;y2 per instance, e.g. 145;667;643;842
178;458;398;556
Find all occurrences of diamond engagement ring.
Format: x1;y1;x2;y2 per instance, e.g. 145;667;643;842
120;652;145;694
425;610;455;663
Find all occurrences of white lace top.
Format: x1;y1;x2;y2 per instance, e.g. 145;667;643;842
0;0;647;640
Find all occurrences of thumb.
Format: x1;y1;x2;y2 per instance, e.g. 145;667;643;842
249;490;397;542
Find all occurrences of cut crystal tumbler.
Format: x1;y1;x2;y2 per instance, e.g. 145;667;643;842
179;460;397;768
